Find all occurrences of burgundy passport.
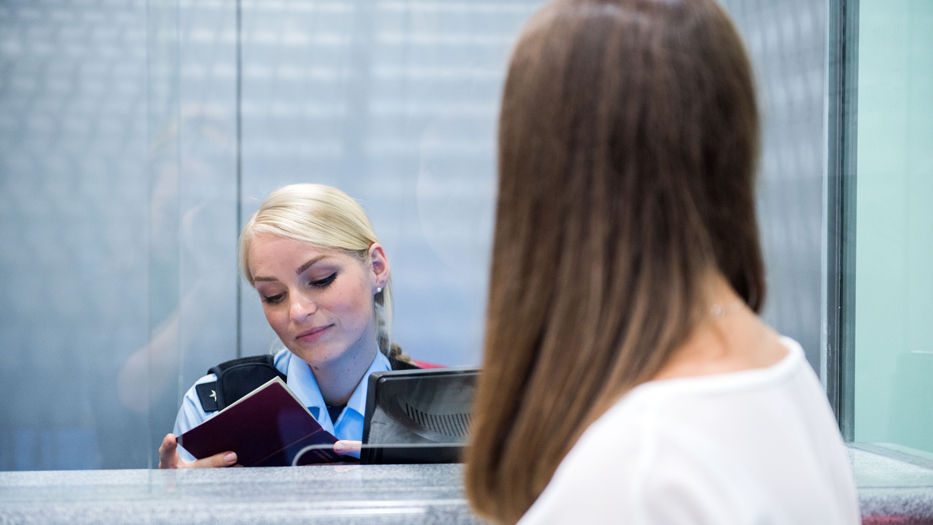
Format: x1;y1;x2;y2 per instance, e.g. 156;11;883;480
178;377;356;467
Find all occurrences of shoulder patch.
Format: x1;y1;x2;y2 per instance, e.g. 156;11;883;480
195;382;220;412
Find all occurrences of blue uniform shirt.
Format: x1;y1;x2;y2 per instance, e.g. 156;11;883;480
173;349;391;462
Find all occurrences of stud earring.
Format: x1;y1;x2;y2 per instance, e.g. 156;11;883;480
376;287;383;294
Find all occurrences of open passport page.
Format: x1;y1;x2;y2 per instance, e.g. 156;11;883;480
179;377;356;467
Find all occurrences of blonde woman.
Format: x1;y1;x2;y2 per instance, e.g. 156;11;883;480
159;184;418;468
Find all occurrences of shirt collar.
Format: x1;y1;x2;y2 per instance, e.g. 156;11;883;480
283;349;391;432
344;351;391;421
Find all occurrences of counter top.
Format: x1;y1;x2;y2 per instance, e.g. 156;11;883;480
0;463;486;524
849;446;933;524
2;447;932;524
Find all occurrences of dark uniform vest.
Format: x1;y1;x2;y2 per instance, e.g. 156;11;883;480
195;354;419;413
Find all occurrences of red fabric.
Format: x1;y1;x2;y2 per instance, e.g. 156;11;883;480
411;359;445;369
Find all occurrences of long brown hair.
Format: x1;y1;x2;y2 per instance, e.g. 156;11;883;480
464;0;764;522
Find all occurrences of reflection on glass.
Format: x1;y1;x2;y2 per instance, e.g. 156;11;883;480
853;0;933;456
292;443;466;467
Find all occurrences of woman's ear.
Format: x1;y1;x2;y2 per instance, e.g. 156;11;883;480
368;243;390;290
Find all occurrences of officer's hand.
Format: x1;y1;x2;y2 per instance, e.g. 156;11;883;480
158;433;238;469
334;440;362;456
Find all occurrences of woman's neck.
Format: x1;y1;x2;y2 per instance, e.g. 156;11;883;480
652;272;788;381
310;332;380;406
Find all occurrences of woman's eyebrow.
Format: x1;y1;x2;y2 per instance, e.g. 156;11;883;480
296;255;328;276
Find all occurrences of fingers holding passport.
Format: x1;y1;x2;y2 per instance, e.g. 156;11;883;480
159;433;238;469
188;451;239;468
334;440;362;456
158;434;183;469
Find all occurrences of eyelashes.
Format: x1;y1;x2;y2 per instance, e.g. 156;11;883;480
310;272;337;288
260;272;337;305
262;293;285;305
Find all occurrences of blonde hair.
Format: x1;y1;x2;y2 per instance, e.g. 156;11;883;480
239;184;404;359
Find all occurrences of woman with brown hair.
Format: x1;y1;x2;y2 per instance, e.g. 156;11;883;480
464;0;859;523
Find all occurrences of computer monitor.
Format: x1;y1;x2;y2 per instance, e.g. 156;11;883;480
361;367;480;464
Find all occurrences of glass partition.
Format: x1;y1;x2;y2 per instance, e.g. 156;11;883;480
233;0;544;370
1;0;854;472
170;0;549;470
0;0;546;473
0;0;152;470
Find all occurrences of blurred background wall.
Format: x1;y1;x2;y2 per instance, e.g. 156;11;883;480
852;0;933;455
0;0;828;470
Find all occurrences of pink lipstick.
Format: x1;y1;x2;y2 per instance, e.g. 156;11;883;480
296;324;332;342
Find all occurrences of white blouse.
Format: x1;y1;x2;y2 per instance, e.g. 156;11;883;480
519;337;860;525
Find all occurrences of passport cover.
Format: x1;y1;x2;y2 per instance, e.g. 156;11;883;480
179;377;355;467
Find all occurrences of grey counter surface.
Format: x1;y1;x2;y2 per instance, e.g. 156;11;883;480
849;446;933;524
0;463;486;524
2;448;933;524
